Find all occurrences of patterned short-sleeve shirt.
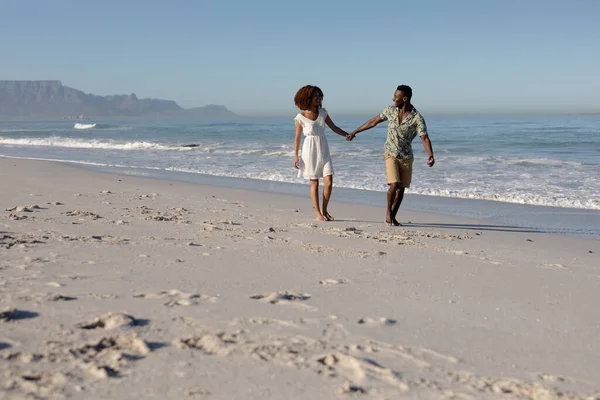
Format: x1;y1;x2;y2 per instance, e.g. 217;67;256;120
380;106;428;159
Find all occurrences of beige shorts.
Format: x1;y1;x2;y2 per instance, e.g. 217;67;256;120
384;152;414;187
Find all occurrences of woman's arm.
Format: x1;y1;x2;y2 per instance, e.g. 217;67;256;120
325;115;349;137
294;120;302;169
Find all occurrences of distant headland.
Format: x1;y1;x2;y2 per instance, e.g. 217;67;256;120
0;80;238;120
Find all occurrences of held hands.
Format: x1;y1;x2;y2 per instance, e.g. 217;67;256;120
346;132;357;141
427;155;435;167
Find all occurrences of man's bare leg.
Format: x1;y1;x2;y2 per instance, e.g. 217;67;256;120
390;187;405;226
386;183;401;226
310;179;326;221
322;175;334;221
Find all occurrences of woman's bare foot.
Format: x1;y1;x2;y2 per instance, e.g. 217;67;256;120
315;214;327;222
323;212;334;221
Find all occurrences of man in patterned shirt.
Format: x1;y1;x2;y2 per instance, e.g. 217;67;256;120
347;85;435;226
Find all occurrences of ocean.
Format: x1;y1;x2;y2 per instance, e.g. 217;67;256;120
1;115;599;239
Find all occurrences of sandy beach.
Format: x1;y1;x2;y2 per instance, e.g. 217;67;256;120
1;157;599;399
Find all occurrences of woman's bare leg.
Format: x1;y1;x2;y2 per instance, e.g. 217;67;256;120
310;179;325;221
322;175;334;221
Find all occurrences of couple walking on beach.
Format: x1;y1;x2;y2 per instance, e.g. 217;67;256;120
293;84;435;225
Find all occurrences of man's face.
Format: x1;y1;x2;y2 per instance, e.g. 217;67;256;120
393;90;407;108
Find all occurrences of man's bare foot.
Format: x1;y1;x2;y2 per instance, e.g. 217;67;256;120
385;216;401;226
323;212;334;221
316;214;327;222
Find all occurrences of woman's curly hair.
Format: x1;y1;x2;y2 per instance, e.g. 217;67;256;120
294;85;323;110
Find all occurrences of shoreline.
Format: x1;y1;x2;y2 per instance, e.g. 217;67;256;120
1;157;599;399
1;112;600;121
3;154;599;240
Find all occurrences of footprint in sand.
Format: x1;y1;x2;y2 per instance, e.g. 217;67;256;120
63;210;102;220
204;219;241;226
248;318;298;328
538;373;568;384
187;389;212;397
45;294;77;302
133;289;217;306
5;204;42;213
250;291;316;311
8;213;29;220
296;222;318;229
74;335;151;378
319;279;349;286
18;293;77;302
1;234;45;249
322;323;351;340
2;369;69;397
174;321;591;399
317;352;409;394
174;327;409;395
250;291;311;303
540;263;569;271
0;308;39;322
11;334;153;381
76;312;141;330
138;193;159;199
365;339;459;368
84;293;120;300
357;317;397;326
58;274;88;280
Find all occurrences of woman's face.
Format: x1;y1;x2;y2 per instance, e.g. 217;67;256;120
311;91;323;108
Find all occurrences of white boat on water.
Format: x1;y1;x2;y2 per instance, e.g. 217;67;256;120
74;123;97;130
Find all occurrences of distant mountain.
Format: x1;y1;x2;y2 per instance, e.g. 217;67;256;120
0;80;238;119
182;105;238;119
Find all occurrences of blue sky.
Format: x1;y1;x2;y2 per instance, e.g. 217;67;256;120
1;0;599;116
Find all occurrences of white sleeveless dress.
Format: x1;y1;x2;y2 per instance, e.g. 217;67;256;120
294;108;334;179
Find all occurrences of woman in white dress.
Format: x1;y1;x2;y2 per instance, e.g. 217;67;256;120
293;85;349;221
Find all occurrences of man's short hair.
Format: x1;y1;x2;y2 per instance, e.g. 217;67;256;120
396;85;412;100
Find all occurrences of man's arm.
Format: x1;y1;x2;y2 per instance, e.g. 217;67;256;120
420;134;435;167
415;114;434;166
347;115;384;141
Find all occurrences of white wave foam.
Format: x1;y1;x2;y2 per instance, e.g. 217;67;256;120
209;149;294;157
161;166;600;211
0;137;183;151
442;155;587;168
406;188;600;211
101;126;134;131
0;137;303;156
0;154;132;168
73;123;97;130
1;154;598;211
0;128;38;133
505;158;584;167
